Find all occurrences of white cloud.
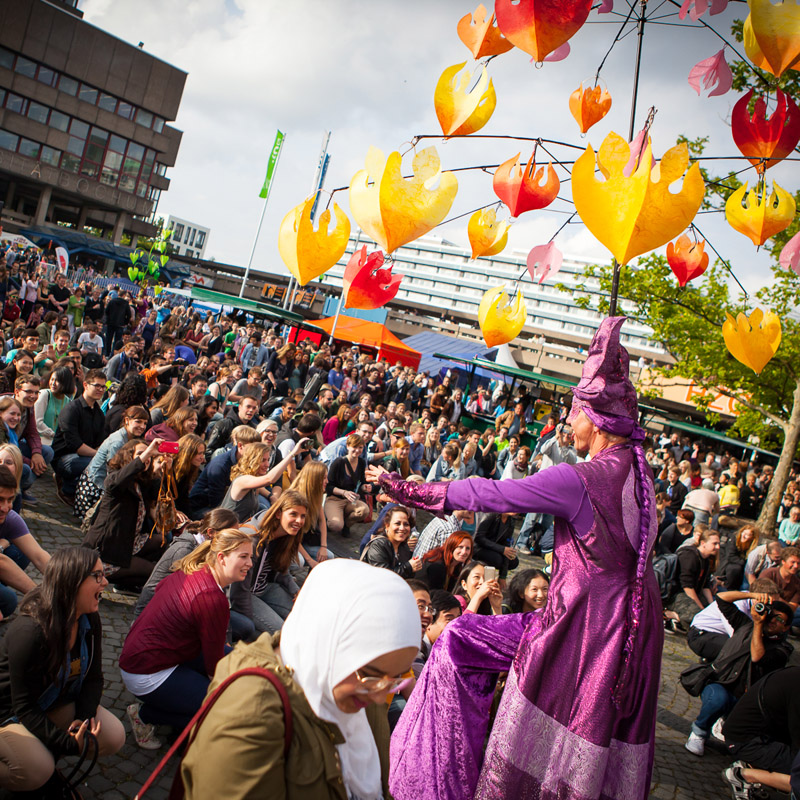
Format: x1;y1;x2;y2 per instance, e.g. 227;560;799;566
81;0;785;301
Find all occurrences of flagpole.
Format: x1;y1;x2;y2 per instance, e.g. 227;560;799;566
242;131;285;298
329;229;361;345
287;130;331;313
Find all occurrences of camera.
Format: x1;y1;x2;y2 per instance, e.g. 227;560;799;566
753;601;773;618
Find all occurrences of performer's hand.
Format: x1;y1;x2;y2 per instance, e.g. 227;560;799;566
365;465;388;482
503;547;516;560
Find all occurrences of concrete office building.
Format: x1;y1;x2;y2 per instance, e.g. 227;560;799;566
165;214;209;260
0;0;186;246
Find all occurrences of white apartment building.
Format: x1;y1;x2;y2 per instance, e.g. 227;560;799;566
326;233;664;355
166;215;209;261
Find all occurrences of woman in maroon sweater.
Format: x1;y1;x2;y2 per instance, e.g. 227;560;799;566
119;527;253;749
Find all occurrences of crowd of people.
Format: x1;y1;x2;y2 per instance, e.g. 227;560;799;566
0;247;796;799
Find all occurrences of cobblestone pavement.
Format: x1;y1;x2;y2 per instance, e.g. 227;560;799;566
1;476;789;799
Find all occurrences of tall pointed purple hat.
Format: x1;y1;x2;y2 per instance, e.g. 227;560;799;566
568;316;644;440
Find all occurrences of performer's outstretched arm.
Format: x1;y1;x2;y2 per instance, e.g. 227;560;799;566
373;463;594;536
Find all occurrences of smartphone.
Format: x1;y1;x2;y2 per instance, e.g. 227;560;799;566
484;566;498;582
158;441;179;454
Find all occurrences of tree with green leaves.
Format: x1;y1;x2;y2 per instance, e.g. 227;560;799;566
565;22;799;534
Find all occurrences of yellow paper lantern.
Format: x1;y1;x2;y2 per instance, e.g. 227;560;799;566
468;208;510;259
434;62;497;138
571;132;705;265
278;196;351;286
478;285;527;347
349;147;458;254
748;0;800;78
724;181;796;246
722;308;781;374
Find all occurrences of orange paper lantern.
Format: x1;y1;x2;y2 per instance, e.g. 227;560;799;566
478;285;527;347
569;83;612;134
492;152;559;218
722;308;781;374
666;234;709;286
457;4;514;59
434;63;496;138
342;246;403;310
725;181;796;246
468;208;510;259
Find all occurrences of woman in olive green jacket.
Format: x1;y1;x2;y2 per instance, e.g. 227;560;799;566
181;559;421;800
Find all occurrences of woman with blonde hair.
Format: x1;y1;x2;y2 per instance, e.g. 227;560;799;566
207;365;234;405
234;490;309;633
426;441;462;482
383;436;411;479
266;342;296;398
221;438;309;522
172;433;206;515
717;523;760;591
290;461;334;568
149;384;189;425
145;406;197;443
120;527;254;749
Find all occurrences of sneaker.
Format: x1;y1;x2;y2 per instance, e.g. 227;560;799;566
53;474;74;508
711;717;725;742
685;731;705;756
127;702;162;750
21;492;38;505
722;761;753;800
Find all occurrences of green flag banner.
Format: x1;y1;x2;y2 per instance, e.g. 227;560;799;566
259;130;285;199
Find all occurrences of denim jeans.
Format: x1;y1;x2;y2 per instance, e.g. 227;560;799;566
19;442;54;467
20;465;34;493
0;583;17;617
137;660;210;729
692;682;736;736
230;610;256;643
250;583;295;634
53;454;92;495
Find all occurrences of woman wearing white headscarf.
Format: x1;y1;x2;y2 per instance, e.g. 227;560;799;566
181;559;421;800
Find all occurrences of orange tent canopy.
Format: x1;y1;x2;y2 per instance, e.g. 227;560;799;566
314;315;421;369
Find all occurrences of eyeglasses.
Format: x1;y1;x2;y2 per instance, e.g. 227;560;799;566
354;669;413;695
88;570;105;584
416;603;434;614
88;383;106;390
263;430;278;436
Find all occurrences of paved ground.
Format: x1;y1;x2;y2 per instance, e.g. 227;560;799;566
1;475;789;799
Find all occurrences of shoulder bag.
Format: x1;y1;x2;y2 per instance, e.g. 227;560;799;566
136;667;293;800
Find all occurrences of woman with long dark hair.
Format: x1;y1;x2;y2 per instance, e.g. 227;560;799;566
149;384;189;426
0;547;125;792
34;366;76;447
0;349;34;395
233;490;309;634
194;395;219;438
504;568;550;614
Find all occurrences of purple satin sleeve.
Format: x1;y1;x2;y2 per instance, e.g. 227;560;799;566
444;464;594;537
390;612;535;800
377;472;449;513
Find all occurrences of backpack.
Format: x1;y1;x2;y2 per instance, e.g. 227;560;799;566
652;553;681;603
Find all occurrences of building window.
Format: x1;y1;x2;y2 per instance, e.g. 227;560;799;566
26;101;49;124
173;223;184;241
66;135;84;156
135;108;153;128
86;127;108;162
195;231;206;249
5;93;25;114
58;75;79;96
36;66;57;87
98;93;117;112
17;138;39;159
0;47;13;70
188;228;196;247
79;84;98;105
153;117;165;133
14;56;36;78
49;110;69;132
40;146;61;166
69;119;89;139
80;160;100;179
0;130;19;151
60;153;80;173
117;102;134;120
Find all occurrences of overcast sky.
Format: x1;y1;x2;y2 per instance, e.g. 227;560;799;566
82;0;785;297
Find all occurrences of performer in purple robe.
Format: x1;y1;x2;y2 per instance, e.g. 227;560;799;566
367;317;663;800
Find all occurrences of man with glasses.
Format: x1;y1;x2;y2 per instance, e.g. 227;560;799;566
13;375;52;478
52;369;107;505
